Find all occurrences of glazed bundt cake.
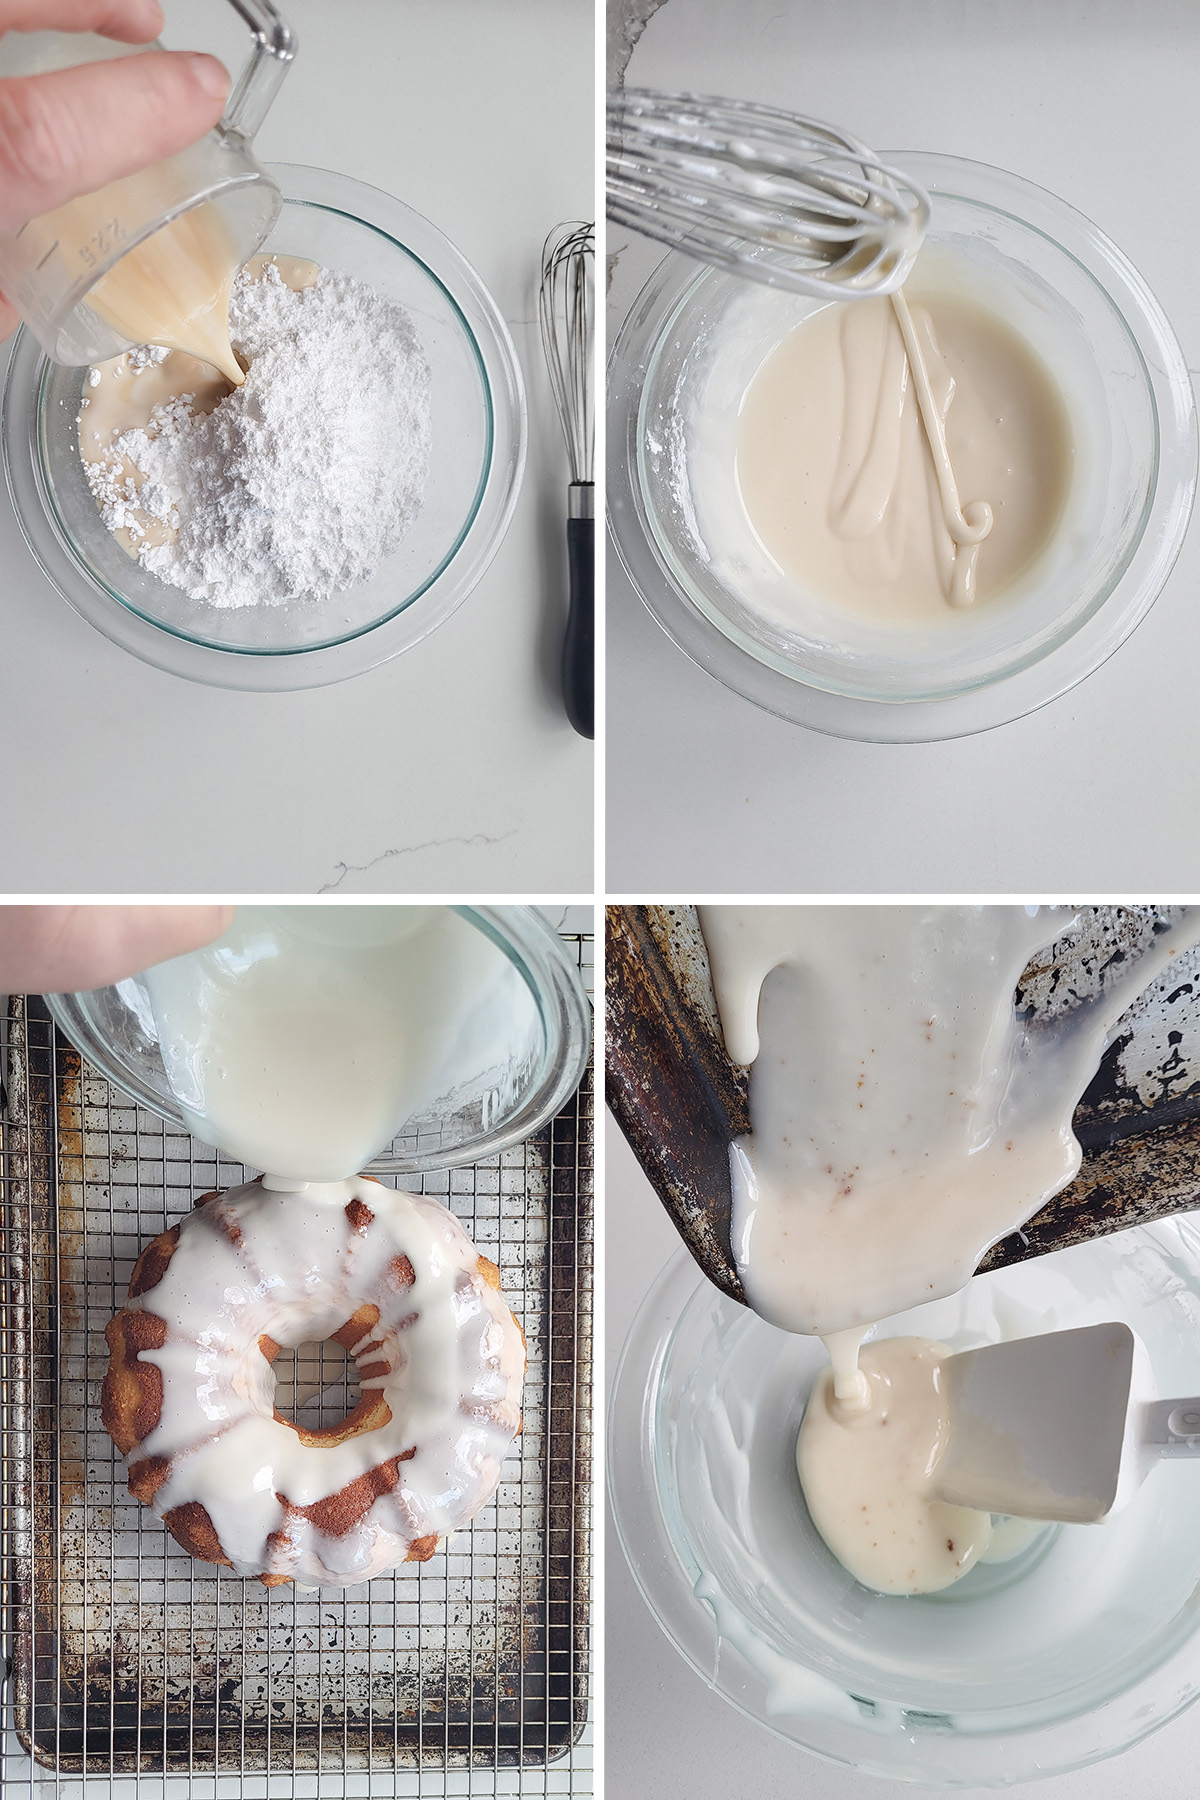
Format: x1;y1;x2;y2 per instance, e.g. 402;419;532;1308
102;1175;525;1587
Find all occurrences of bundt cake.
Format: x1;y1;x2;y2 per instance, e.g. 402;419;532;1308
102;1175;525;1587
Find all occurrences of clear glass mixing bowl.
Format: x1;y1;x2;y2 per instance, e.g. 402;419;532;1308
610;1226;1200;1785
45;906;590;1173
607;154;1197;742
2;164;526;691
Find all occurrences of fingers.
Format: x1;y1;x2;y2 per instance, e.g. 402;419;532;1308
0;904;236;992
0;0;163;43
0;49;229;234
0;290;19;341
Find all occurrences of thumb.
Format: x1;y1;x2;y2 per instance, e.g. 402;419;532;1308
0;49;230;235
0;903;236;991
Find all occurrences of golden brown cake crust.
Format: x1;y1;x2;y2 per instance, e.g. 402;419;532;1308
345;1196;374;1233
277;1444;417;1538
128;1454;172;1502
388;1253;416;1289
273;1312;394;1449
477;1255;502;1291
101;1311;167;1453
129;1225;180;1297
163;1500;232;1566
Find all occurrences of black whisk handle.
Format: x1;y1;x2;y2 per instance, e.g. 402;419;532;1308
563;485;594;739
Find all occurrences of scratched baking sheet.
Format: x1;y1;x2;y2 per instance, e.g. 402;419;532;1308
606;905;1200;1301
0;954;593;1788
638;903;1200;1134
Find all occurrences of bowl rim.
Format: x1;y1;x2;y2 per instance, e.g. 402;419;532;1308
2;163;527;692
607;152;1198;743
608;1240;1200;1786
43;905;591;1175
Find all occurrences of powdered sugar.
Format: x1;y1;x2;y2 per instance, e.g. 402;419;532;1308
127;343;170;371
83;262;432;609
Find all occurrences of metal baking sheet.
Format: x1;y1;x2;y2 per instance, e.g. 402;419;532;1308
0;948;593;1791
605;905;1200;1300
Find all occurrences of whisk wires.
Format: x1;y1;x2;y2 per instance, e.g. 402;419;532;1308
607;89;930;298
540;221;595;486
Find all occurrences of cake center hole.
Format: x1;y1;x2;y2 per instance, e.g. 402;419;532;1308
272;1338;362;1431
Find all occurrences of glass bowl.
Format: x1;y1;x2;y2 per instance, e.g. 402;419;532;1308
610;1226;1200;1786
3;164;526;691
45;906;590;1173
607;154;1197;742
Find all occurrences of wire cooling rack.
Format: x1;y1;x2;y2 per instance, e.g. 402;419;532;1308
0;932;594;1799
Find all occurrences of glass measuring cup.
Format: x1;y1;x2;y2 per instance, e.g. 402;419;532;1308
0;0;294;369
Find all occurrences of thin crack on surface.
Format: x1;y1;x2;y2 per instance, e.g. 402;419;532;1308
319;829;519;893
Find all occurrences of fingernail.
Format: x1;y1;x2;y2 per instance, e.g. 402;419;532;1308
135;0;164;35
187;53;231;103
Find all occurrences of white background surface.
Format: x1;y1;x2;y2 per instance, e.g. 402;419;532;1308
606;0;1200;893
605;1113;1200;1800
0;0;594;893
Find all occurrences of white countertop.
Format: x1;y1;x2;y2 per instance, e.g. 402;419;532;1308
606;0;1200;893
0;0;593;894
605;1111;1200;1800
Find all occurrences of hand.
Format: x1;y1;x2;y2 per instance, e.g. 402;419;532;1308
0;0;230;340
0;903;234;991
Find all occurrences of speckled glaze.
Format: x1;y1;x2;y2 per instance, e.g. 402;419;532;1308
700;905;1200;1337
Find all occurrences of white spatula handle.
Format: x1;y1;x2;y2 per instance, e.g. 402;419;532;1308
1142;1398;1200;1457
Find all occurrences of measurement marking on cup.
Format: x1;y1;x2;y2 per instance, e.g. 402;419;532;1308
35;240;60;271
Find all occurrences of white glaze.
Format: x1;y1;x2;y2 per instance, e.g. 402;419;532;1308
137;905;534;1185
664;237;1110;682
798;1335;995;1595
699;904;1200;1594
889;289;994;607
732;287;1071;626
701;905;1200;1338
122;1175;525;1586
704;905;1063;1335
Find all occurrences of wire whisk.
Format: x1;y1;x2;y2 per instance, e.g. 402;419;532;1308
541;221;594;486
607;88;931;299
539;221;594;739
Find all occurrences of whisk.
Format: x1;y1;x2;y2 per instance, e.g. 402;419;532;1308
607;88;931;298
540;221;595;739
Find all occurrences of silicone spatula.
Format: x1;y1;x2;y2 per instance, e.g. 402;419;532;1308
930;1322;1200;1523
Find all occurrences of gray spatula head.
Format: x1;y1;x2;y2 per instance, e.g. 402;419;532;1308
934;1323;1136;1523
